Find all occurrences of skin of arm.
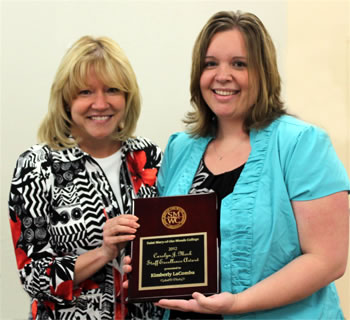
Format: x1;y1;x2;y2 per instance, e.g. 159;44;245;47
153;191;349;314
73;214;139;286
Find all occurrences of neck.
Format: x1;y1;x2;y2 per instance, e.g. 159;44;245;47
205;119;251;174
79;140;122;158
215;118;248;142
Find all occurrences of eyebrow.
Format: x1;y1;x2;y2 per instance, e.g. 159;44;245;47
204;55;247;60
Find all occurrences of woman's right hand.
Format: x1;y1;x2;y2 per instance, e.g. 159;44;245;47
101;214;139;262
73;215;139;286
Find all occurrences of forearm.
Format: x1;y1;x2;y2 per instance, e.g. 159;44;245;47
74;214;140;286
232;252;346;314
73;247;111;286
232;192;349;314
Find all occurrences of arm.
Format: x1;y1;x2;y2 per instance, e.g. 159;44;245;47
73;214;139;286
155;191;349;314
9;150;77;303
9;149;139;302
231;190;349;313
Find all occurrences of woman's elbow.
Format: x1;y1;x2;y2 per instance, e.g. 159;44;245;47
334;260;348;280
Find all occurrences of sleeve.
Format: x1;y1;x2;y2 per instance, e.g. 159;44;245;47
8;147;78;305
157;133;180;196
284;126;350;201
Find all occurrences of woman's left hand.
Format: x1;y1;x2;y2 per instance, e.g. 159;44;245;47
154;292;236;314
122;255;132;289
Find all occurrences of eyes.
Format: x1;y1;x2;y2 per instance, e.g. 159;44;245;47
106;87;121;94
233;61;247;68
78;89;92;96
203;59;247;70
77;87;121;96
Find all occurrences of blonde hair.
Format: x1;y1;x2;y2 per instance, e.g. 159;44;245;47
186;10;286;137
38;35;141;149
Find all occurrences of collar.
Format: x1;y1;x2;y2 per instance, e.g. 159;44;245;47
49;136;148;163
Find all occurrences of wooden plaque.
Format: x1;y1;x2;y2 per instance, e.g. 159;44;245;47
127;192;219;302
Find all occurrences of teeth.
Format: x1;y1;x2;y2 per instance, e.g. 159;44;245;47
90;116;110;120
214;90;238;96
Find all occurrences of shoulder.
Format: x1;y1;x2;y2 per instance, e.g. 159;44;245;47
19;144;86;164
12;144;53;181
272;115;327;140
252;115;336;173
124;137;162;166
14;144;85;174
269;117;350;199
162;132;211;171
124;136;161;152
165;131;207;152
16;144;52;167
259;115;329;155
168;132;192;144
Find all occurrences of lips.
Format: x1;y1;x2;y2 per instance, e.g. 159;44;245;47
213;89;240;96
88;115;112;120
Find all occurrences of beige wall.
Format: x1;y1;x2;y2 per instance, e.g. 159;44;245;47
286;0;350;318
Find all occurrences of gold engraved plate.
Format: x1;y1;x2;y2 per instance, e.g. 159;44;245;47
161;206;187;229
138;232;208;291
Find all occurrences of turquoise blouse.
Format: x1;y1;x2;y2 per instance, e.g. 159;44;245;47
157;115;350;319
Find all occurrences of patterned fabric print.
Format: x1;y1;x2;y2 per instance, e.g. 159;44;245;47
8;137;164;320
189;159;245;204
188;160;214;195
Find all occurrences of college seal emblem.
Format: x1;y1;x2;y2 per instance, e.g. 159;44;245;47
161;206;187;229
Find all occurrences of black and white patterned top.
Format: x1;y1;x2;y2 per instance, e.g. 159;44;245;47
189;159;245;204
8;136;164;320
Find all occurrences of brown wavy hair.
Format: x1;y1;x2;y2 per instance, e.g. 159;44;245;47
185;10;286;137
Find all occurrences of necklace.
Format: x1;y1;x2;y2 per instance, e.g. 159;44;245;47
212;138;245;161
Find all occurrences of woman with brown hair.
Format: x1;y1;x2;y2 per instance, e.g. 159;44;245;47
149;10;349;319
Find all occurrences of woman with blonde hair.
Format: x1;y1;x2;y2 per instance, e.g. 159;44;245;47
9;35;164;320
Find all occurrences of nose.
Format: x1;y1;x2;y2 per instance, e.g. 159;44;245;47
92;91;108;109
215;65;232;82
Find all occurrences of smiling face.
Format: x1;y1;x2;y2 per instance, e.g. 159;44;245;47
70;67;126;155
200;29;258;127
